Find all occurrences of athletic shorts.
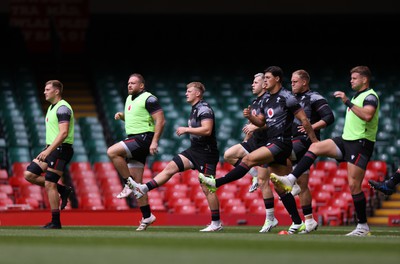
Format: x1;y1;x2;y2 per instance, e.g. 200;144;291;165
332;137;375;170
122;133;154;165
241;136;268;153
264;137;292;166
46;143;74;171
291;135;312;165
179;146;219;175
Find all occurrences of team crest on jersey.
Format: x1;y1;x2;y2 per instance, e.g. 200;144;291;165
251;109;257;116
267;108;274;118
128;105;131;111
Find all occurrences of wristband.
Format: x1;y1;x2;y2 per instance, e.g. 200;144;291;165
345;99;354;109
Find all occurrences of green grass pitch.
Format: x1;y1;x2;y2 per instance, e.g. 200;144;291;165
1;225;399;264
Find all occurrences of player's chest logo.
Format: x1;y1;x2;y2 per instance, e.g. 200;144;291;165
267;108;274;118
128;105;132;111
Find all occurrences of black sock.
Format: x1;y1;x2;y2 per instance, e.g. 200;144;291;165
51;209;61;224
302;204;313;216
146;180;158;191
215;163;250;188
56;184;65;194
280;193;302;224
234;159;242;167
387;169;400;188
292;151;317;178
140;204;151;219
352;192;367;224
263;198;274;209
211;209;220;221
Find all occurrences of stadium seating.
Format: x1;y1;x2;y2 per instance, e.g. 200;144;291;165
317;205;343;226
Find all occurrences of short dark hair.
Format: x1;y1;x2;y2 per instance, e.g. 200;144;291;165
129;73;146;85
46;80;63;94
264;66;284;83
350;66;371;81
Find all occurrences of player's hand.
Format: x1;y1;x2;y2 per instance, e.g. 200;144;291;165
176;127;188;136
149;142;158;155
243;105;251;118
333;91;348;103
114;112;123;120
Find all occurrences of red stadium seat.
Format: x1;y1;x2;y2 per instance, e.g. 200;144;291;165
163;173;182;187
151;161;170;174
190;187;205;201
198;203;211;214
0;184;14;196
164;183;189;196
317;205;343;226
366;160;387;179
243;196;264;208
148;194;167;211
220;198;243;211
169;197;192;208
364;169;379;181
147;189;162;199
309;169;327;181
95;170;119;181
69;162;92;173
326;177;348;192
308;176;323;192
220;162;234;171
0;169;8;183
74;184;101;196
70;169;96;180
217;184;238;194
338;162;348;170
239;189;261;205
79;196;104;210
193;195;209;208
104;195;129;210
315;160;338;178
234;176;252;188
164;189;188;203
11;162;31;178
15;196;39;209
314;190;331;208
335;168;348;179
248;203;265;215
175;204;197;214
101;184;123;196
328;196;352;224
318;183;335;195
181;170;200;186
224;204;247;214
8;175;31;188
218;191;236;206
93;162;114;174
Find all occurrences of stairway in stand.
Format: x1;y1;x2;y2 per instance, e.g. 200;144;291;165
368;185;400;225
34;54;97;119
61;80;97;119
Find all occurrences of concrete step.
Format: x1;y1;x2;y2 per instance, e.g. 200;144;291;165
391;193;400;200
374;209;400;216
381;201;400;208
367;216;388;225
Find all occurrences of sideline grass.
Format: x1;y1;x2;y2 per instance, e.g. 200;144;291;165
1;226;399;264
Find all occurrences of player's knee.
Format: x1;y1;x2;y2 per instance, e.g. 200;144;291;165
172;156;184;172
25;162;43;181
106;147;116;158
45;170;61;183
